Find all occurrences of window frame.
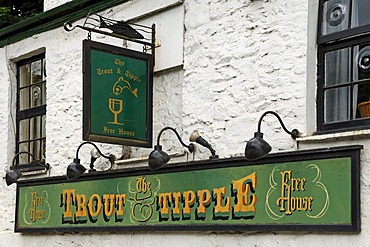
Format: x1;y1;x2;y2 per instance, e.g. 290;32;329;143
15;54;47;172
316;0;370;133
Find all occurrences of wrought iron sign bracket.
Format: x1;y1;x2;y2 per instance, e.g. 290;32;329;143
63;13;156;64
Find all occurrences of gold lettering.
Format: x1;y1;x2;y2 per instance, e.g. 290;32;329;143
232;172;257;214
103;126;115;134
172;192;182;216
114;58;125;67
276;170;313;215
76;194;88;218
62;189;76;219
125;70;141;83
115;194;126;219
213;187;230;215
183;190;196;215
61;190;127;224
103;194;115;217
158;193;172;216
197;189;211;214
88;194;102;218
29;192;46;222
277;170;292;214
96;68;113;76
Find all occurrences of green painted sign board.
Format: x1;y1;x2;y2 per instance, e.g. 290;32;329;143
83;40;153;147
15;146;361;233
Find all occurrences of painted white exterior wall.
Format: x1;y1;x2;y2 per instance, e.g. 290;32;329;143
1;0;370;246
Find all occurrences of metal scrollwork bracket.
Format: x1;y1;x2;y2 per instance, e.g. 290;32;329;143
63;13;156;65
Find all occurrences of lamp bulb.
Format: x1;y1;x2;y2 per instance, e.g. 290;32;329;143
90;149;100;159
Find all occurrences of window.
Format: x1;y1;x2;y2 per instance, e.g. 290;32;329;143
317;0;370;132
16;54;46;171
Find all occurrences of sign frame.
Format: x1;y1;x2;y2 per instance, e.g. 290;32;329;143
14;145;361;233
82;39;153;147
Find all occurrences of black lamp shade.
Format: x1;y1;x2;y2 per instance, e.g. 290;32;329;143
66;158;86;180
5;169;22;186
245;132;272;161
148;145;170;170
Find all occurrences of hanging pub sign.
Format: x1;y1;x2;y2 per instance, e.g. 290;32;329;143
82;39;153;147
14;145;361;233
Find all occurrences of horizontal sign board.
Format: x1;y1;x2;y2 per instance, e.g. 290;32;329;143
15;146;361;233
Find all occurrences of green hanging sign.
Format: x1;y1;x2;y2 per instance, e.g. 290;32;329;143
82;39;153;147
14;146;361;233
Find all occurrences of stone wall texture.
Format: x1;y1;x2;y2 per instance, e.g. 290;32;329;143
1;0;370;246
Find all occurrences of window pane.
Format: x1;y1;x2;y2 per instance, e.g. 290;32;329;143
19;64;30;88
42;115;46;138
325;87;350;123
19;119;29;142
41;81;46;105
19;87;29;110
351;0;370;28
325;48;350;86
356;82;370;118
31;60;42;84
19;143;29;163
30;116;41;140
42;58;46;81
322;0;349;35
31;85;42;108
41;138;46;161
353;44;370;81
30;140;41;162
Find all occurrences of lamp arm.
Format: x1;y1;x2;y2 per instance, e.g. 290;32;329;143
156;127;193;150
76;141;114;161
257;111;299;139
12;151;49;169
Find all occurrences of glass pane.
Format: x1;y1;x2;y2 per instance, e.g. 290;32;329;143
41;138;46;162
31;60;42;84
324;86;350;123
351;0;370;28
325;48;350;86
42;115;46;138
42;59;46;80
19;119;29;142
19;64;30;88
30;116;41;140
41;81;46;105
30;140;41;162
19;142;29;163
356;82;370;118
353;44;370;81
322;0;349;35
31;85;42;108
19;88;29;110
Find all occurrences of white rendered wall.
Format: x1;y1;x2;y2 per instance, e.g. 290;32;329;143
44;0;72;11
1;0;370;246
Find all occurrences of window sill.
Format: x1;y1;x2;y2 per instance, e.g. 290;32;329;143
21;168;49;177
115;151;186;169
297;129;370;142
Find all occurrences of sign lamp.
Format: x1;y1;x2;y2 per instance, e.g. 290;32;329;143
66;141;115;180
149;127;195;170
6;151;50;186
189;130;218;159
245;111;300;160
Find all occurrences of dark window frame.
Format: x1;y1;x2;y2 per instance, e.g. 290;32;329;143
15;54;46;172
317;0;370;133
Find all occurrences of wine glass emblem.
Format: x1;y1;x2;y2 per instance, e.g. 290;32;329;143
108;98;124;125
